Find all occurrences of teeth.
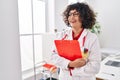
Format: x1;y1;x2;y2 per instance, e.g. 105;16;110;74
71;21;75;22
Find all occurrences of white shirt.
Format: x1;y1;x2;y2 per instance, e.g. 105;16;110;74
51;28;101;80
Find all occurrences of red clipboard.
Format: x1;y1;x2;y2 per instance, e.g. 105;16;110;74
54;40;82;61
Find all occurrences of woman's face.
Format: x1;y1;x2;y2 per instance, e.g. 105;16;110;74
68;9;82;28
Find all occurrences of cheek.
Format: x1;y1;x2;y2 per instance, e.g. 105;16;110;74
77;17;81;21
77;17;82;23
75;18;81;24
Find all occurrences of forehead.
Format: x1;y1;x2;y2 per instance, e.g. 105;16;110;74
69;9;78;13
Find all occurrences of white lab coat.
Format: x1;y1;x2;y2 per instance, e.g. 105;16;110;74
51;28;101;80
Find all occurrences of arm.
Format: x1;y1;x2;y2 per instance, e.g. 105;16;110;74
51;51;70;69
71;36;101;76
68;58;86;68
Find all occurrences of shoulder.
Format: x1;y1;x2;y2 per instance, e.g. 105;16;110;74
85;29;100;50
86;29;98;42
55;28;72;39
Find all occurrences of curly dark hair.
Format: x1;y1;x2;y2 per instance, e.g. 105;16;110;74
63;2;96;29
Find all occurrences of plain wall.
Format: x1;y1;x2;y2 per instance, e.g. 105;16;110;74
42;33;56;61
55;0;68;32
46;0;55;33
96;0;120;50
0;0;22;80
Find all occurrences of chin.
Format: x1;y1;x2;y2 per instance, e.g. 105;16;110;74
70;24;75;27
71;25;76;28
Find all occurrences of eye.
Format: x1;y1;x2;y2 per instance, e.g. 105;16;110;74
68;13;72;16
73;13;79;16
68;12;79;17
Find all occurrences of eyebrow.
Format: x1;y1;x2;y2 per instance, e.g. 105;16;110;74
69;11;79;13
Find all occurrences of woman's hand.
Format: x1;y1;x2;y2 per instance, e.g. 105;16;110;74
68;58;86;68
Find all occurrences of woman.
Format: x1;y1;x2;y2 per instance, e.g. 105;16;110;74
51;2;101;80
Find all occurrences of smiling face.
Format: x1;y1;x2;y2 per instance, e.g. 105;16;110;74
68;9;82;29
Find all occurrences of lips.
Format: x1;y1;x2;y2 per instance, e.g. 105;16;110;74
70;20;76;23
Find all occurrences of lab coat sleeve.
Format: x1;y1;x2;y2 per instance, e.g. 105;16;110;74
51;51;70;69
72;35;101;77
50;32;71;70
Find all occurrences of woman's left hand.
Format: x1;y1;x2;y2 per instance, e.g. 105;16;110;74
68;58;86;68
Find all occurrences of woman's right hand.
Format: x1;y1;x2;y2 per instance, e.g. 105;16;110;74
68;58;86;68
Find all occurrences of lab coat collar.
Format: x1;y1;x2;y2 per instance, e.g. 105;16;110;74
66;29;88;47
66;29;88;40
78;29;88;40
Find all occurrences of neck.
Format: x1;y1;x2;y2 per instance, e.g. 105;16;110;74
72;27;83;35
